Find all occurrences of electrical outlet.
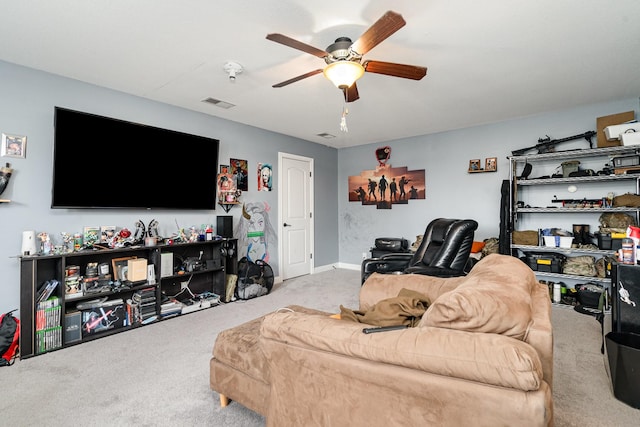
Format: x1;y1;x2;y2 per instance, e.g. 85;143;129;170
181;281;188;290
362;252;367;259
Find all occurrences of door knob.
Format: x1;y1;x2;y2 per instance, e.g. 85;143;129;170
283;223;292;227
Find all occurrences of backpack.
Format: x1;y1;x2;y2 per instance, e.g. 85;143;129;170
236;257;274;300
0;310;20;366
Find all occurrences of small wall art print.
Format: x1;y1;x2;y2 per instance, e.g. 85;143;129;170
258;163;273;191
485;157;497;171
1;133;27;158
230;158;248;191
468;159;481;172
349;165;426;210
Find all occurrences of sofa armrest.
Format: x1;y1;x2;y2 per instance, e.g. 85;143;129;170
359;272;466;310
527;281;554;389
260;311;544;391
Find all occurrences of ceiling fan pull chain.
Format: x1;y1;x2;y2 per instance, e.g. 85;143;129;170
340;103;349;132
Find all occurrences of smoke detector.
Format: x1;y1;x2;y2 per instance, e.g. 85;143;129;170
224;61;243;82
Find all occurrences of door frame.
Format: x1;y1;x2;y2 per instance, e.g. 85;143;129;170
278;152;314;279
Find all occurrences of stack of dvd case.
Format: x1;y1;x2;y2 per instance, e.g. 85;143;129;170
131;287;157;325
36;296;62;353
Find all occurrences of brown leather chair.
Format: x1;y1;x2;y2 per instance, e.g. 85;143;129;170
361;218;478;284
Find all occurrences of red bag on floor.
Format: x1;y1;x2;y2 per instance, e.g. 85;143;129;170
0;309;20;366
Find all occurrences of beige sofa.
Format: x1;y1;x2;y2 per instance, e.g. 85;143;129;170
210;254;554;426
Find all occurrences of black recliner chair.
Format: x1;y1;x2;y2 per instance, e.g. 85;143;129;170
361;218;479;284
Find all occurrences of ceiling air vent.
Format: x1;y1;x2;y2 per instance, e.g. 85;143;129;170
202;97;235;109
317;133;336;139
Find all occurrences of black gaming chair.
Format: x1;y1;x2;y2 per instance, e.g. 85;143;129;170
361;218;479;284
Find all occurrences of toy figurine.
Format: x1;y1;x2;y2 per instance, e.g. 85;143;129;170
189;226;199;242
60;232;74;253
37;232;53;255
113;228;133;247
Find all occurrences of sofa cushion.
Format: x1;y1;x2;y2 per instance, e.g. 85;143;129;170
260;311;543;391
420;254;534;340
212;305;328;385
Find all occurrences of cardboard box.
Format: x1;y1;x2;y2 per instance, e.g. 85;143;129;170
127;258;148;282
160;253;174;277
81;299;126;337
622;131;640;146
597;111;635;147
64;310;82;344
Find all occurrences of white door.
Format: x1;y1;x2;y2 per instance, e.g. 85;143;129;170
279;153;313;280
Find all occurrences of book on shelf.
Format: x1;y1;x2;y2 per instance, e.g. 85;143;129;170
160;308;182;319
141;315;157;325
36;280;59;304
160;297;182;311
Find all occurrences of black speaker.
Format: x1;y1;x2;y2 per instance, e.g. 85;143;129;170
216;216;233;238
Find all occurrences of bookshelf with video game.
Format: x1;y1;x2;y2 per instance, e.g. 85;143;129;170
19;239;237;359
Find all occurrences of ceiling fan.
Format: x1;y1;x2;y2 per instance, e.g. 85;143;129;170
266;10;427;102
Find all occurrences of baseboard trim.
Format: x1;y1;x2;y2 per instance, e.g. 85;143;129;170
274;263;360;283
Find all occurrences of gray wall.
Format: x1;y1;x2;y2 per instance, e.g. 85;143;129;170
0;60;338;314
1;58;638;316
338;97;639;266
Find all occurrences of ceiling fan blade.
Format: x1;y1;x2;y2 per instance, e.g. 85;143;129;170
342;83;360;103
272;69;324;88
266;33;329;58
350;11;406;55
364;60;427;80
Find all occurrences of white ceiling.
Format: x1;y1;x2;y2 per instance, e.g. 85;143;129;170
1;1;639;149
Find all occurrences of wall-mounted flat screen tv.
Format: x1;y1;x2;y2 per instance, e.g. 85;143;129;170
52;107;219;209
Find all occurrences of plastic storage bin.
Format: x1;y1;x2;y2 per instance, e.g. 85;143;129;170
597;233;624;251
524;252;565;273
605;332;640;409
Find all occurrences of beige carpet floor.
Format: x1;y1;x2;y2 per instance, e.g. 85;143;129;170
1;268;638;426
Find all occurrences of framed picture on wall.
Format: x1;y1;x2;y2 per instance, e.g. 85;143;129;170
1;133;27;158
468;159;481;171
230;158;248;191
485;157;497;171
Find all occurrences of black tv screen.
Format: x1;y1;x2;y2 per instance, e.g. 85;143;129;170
52;107;219;209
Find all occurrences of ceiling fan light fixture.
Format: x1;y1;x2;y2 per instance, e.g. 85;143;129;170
323;61;364;89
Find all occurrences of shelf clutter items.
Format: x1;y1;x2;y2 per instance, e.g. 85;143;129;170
20;238;237;359
509;145;640;308
35;280;62;353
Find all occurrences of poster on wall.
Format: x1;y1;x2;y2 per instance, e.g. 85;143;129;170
258;163;273;191
230;158;248;191
236;202;277;263
348;165;426;209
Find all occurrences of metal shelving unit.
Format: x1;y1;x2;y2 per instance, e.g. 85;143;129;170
508;145;640;287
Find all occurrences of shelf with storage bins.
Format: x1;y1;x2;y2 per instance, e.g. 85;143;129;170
19;239;237;359
509;145;640;288
512;244;615;284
